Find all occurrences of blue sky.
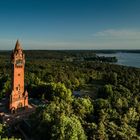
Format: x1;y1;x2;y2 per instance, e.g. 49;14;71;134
0;0;140;50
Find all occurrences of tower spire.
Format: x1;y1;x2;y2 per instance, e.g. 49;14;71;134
14;40;22;51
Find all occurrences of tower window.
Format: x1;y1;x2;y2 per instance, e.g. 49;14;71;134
16;87;18;91
16;84;20;91
18;74;20;76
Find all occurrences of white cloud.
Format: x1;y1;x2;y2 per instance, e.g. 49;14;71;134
93;29;140;39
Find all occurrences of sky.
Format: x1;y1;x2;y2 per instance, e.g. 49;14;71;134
0;0;140;50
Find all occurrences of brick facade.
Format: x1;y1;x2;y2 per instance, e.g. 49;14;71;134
9;40;28;113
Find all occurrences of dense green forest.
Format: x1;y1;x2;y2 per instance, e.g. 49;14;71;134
0;50;140;140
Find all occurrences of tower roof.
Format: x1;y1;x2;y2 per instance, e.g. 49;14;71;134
14;40;22;51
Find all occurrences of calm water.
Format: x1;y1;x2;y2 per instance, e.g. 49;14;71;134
97;53;140;68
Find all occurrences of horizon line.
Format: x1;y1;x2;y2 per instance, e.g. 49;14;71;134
0;49;140;51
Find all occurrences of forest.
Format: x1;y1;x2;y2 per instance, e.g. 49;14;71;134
0;50;140;140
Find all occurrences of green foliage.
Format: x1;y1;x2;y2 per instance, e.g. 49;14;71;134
0;75;11;99
0;123;4;136
30;102;86;140
95;99;110;110
0;51;140;139
97;121;108;140
51;114;87;140
52;82;73;102
98;84;113;98
73;97;93;119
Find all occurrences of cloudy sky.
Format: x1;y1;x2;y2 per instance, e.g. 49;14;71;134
0;0;140;50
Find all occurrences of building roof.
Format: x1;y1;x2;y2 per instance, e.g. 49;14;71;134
14;40;22;51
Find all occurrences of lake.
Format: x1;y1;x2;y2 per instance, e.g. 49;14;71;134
97;52;140;68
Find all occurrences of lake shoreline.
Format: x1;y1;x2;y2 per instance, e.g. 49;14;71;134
97;52;140;68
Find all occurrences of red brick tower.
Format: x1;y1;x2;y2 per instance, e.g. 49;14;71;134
9;40;28;113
